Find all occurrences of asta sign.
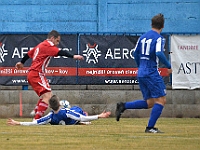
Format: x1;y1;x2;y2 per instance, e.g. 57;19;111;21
171;35;200;89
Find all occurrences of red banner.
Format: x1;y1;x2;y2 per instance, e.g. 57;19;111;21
0;67;77;76
0;67;169;77
78;68;169;77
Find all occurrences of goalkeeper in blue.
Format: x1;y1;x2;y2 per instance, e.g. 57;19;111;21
115;13;172;133
7;95;111;126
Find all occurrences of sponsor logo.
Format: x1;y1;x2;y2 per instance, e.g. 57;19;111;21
104;79;138;84
178;45;198;50
0;43;8;63
83;43;101;64
83;43;135;64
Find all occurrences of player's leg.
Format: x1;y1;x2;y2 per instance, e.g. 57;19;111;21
125;77;150;110
28;71;52;120
30;98;43;116
115;77;149;121
145;96;166;133
34;92;52;119
116;100;148;121
145;77;166;133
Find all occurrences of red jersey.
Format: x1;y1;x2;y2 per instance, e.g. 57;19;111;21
28;40;59;73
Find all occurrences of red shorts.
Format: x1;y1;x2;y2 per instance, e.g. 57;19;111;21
27;70;51;97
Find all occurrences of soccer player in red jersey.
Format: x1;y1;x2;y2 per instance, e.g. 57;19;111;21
15;30;84;120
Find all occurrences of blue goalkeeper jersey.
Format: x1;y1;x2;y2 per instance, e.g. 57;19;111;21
133;30;171;77
37;106;87;125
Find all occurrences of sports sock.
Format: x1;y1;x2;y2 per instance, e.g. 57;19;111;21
147;103;163;128
125;100;148;109
34;101;48;119
34;98;43;113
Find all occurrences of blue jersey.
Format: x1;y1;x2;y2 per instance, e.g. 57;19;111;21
37;106;87;125
133;30;171;77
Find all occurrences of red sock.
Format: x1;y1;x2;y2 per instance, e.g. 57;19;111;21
34;98;43;113
34;101;48;119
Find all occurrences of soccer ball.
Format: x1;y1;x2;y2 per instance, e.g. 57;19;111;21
59;100;71;108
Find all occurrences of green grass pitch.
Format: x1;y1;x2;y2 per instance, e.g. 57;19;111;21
0;118;200;150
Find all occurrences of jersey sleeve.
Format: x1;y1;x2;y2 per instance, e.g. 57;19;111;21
47;46;60;56
156;37;171;69
156;37;166;52
36;112;53;125
19;112;52;126
133;38;141;67
66;109;98;122
20;120;38;126
57;50;74;58
27;47;36;59
28;41;59;58
156;52;171;69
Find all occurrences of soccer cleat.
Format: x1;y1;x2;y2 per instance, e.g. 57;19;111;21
79;122;91;125
145;127;164;133
30;110;36;117
115;102;125;121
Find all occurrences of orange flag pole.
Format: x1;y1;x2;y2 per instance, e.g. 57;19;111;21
19;92;23;117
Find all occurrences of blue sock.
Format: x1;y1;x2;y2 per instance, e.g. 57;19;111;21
147;103;164;128
125;100;148;109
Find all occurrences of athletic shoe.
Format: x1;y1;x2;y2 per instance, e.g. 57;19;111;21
145;127;164;133
79;122;91;125
30;110;36;117
115;102;125;121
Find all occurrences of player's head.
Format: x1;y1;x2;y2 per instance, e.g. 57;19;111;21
151;13;164;30
47;30;61;46
49;95;60;111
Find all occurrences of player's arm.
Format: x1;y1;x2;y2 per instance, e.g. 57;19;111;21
57;50;84;60
156;52;171;69
79;111;111;122
133;39;140;67
66;110;111;122
16;46;35;69
156;37;171;69
156;37;172;74
7;118;38;126
156;52;172;74
15;53;30;69
7;112;52;126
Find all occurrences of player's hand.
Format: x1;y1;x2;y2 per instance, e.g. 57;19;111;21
73;55;84;60
98;111;111;118
167;68;172;75
15;62;24;69
7;118;20;125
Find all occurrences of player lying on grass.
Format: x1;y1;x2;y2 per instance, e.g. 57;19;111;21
7;95;111;126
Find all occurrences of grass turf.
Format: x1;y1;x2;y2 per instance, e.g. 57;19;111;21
0;118;200;150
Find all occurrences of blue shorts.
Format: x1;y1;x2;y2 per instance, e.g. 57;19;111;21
138;76;166;100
